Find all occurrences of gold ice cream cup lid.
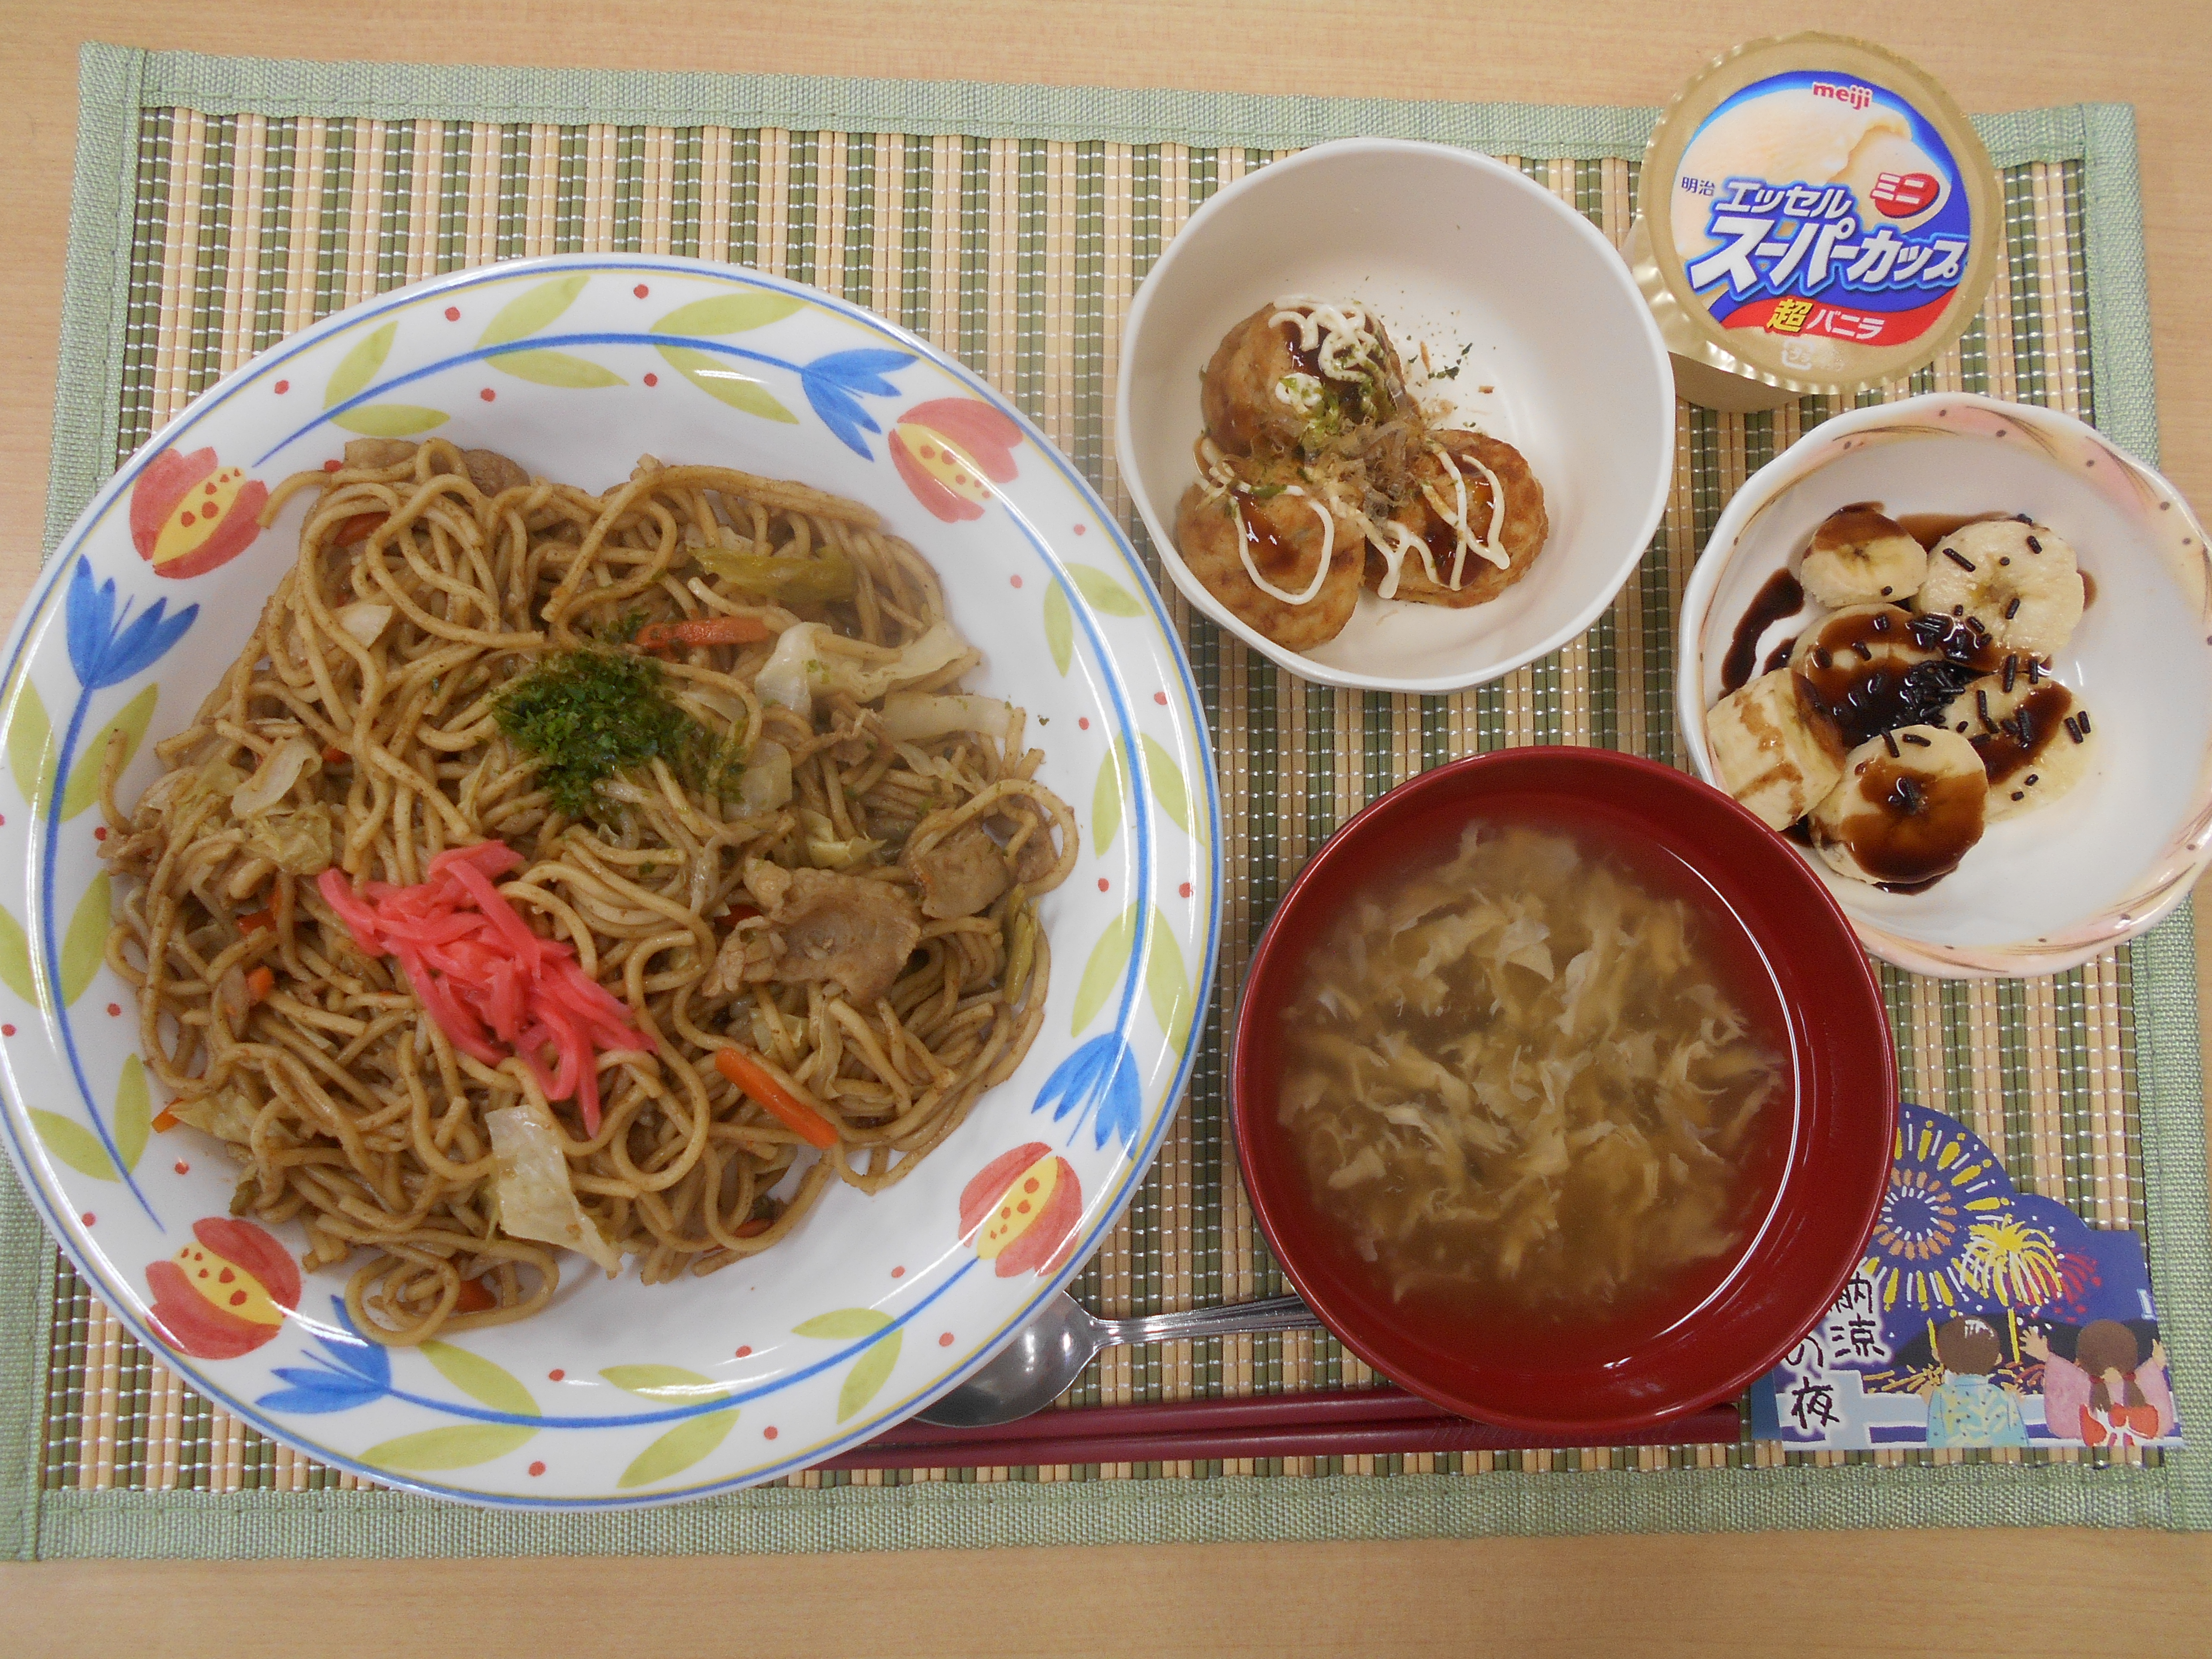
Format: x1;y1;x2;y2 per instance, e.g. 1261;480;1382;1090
1634;33;1998;409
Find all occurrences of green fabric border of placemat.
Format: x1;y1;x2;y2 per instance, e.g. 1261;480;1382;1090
3;43;2204;1557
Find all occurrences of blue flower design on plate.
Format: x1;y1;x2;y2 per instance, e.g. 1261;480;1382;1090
799;348;918;459
1035;1032;1141;1152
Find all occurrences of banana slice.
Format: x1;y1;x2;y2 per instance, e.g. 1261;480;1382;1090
1939;667;2098;820
1799;504;1929;608
1707;668;1845;830
1787;603;1972;747
1810;725;1987;887
1915;518;2085;657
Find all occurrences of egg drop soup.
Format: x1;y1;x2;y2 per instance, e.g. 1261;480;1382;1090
1277;821;1792;1362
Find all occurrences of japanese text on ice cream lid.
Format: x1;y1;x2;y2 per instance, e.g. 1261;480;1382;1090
1635;35;1997;402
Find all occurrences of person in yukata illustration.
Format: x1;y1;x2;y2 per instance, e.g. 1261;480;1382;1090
2026;1319;2174;1449
1924;1316;2028;1447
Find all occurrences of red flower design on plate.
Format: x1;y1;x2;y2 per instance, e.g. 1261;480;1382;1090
888;399;1022;522
958;1141;1082;1278
129;447;267;578
145;1217;300;1359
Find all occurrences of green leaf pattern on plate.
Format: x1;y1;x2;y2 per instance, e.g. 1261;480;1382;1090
792;1308;893;1342
6;678;51;812
617;1409;741;1489
61;874;109;1007
1137;734;1191;834
836;1329;901;1423
477;274;590;346
1145;907;1193;1057
323;321;447;436
1066;564;1144;617
600;1364;733;1402
1071;903;1138;1036
364;1422;539;1473
490;348;625;389
655;344;796;422
1091;744;1125;856
650;293;805;337
0;904;33;1004
30;1110;116;1182
1043;582;1073;676
420;1341;541;1416
113;1055;149;1174
62;684;156;821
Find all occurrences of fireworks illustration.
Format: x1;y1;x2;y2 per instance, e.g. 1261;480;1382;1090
1959;1213;2063;1308
1861;1104;2014;1315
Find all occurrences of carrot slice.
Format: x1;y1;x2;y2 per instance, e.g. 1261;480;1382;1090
713;1047;840;1149
236;909;274;934
321;744;348;765
331;512;388;546
245;966;276;1003
453;1276;497;1313
633;615;773;652
151;1105;182;1133
733;1218;771;1239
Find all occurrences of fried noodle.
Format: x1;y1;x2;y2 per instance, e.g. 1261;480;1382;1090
102;438;1074;1345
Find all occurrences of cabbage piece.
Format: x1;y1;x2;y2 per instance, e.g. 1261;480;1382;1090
174;1089;260;1147
231;736;322;818
738;738;793;812
796;807;880;871
334;602;394;647
880;690;1017;747
756;620;973;721
241;805;334;875
486;1100;623;1276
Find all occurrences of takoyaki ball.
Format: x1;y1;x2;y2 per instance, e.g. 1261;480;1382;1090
1366;431;1550;609
1174;477;1363;650
1200;301;1414;459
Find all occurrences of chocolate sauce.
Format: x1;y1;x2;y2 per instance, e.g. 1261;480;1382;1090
1820;755;1985;887
1762;636;1798;675
1722;569;1806;694
1811;503;1913;557
1782;817;1815;847
2081;570;2097;610
1896;510;2014;551
1970;683;2076;785
1794;606;1980;747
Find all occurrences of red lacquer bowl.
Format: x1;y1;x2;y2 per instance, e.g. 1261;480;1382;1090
1232;748;1896;1438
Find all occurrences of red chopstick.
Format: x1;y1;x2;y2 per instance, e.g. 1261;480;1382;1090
814;1389;1743;1470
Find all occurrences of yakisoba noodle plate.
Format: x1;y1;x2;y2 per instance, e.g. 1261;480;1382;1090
0;254;1219;1506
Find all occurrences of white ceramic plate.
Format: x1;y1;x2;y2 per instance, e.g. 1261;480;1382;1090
1115;137;1675;693
0;254;1221;1506
1679;392;2212;978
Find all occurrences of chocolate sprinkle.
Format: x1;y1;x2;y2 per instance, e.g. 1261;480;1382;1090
2002;656;2018;693
1881;585;1894;596
1976;689;1993;730
2005;596;2022;620
1883;731;1901;757
1872;612;1890;632
2028;658;2042;684
1901;732;1931;747
2064;716;2083;743
2011;790;2026;801
2015;513;2034;523
2027;535;2042;553
1999;556;2011;566
2078;709;2091;733
1814;649;1832;669
1952;604;1966;617
1896;775;1924;813
1944;548;1977;571
1853;641;1875;660
2027;774;2039;785
1957;721;1969;733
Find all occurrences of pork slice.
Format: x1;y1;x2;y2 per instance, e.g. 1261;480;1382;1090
903;820;1010;920
462;448;531;497
740;860;921;1006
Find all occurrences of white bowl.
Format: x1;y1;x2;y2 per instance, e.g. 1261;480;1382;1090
1679;393;2212;978
1115;137;1675;693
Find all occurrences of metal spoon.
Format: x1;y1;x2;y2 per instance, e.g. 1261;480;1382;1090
917;1291;1327;1428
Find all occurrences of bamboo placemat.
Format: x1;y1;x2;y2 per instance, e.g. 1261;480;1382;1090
1;45;2205;1557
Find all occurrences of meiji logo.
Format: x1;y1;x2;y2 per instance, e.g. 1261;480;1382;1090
1811;80;1873;111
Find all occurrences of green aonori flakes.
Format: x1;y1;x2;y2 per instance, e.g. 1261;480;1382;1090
494;650;738;818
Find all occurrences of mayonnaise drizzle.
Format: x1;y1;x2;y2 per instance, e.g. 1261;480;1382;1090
1422;444;1511;586
1234;490;1338;606
1269;295;1383;381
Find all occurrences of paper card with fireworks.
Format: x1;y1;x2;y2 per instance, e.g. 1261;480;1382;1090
1750;1104;2181;1451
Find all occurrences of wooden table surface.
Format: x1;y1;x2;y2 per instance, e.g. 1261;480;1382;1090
1;1;2207;1651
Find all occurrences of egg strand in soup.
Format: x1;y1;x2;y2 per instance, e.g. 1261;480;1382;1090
1279;824;1784;1319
